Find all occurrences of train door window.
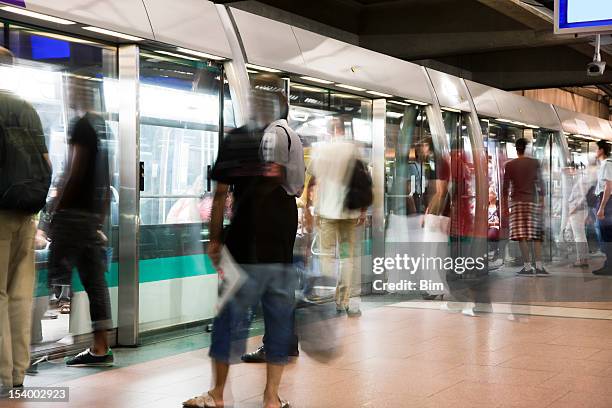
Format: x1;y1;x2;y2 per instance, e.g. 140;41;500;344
137;50;225;334
0;21;118;353
384;102;440;240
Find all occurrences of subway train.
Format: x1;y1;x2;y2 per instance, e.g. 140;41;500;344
0;1;610;356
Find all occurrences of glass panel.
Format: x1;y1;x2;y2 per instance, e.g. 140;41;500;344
0;22;118;353
286;83;373;300
138;50;223;334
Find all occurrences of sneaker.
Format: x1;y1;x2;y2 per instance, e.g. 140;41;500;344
241;346;266;363
345;306;362;318
516;267;535;277
535;267;550;277
593;267;612;276
65;348;114;367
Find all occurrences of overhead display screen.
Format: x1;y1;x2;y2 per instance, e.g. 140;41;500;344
556;0;612;34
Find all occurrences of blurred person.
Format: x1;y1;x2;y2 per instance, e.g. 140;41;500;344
241;90;304;364
306;117;367;316
183;74;303;408
501;138;547;276
593;140;612;276
0;47;51;394
488;187;501;261
48;76;113;366
419;137;451;301
566;164;589;267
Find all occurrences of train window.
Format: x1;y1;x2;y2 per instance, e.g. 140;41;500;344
384;102;438;232
0;21;118;350
137;50;226;333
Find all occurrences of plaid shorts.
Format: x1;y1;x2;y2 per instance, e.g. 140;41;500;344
509;201;543;241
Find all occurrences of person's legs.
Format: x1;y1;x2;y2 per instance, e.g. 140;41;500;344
318;218;338;280
76;240;112;355
2;214;35;387
570;211;589;264
0;212;15;388
261;264;295;406
518;240;531;266
336;219;357;310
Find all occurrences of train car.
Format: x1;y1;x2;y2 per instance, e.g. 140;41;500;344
1;0;610;357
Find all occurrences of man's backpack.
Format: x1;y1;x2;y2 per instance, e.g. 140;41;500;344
345;158;373;210
0;112;51;213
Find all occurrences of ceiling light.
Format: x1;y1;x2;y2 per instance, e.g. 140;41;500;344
28;31;95;44
0;6;75;25
155;50;199;61
337;84;365;91
300;76;333;84
245;63;281;73
291;84;323;92
367;90;393;98
386;112;404;118
246;69;259;74
176;47;225;61
82;26;143;41
388;100;410;106
404;99;428;106
331;93;361;99
442;107;461;113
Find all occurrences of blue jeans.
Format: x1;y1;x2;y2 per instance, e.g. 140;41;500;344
210;263;296;365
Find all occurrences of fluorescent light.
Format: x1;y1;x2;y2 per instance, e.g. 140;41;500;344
336;84;365;91
155;50;199;61
245;63;281;73
300;76;333;84
0;6;75;25
28;31;95;44
442;107;461;113
386;112;404;118
291;84;323;93
331;93;361;99
388;100;410;106
246;69;259;74
367;90;393;98
82;26;143;41
405;99;428;106
176;47;225;61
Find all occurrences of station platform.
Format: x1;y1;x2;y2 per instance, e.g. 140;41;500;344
8;301;612;408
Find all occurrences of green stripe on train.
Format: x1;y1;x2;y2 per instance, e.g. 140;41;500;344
34;254;217;298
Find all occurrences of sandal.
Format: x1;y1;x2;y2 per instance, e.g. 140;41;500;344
183;392;217;408
279;397;290;408
59;301;71;314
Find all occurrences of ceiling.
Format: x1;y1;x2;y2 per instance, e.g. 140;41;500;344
214;0;612;92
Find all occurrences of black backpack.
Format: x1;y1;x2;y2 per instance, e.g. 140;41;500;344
345;158;373;210
0;112;51;213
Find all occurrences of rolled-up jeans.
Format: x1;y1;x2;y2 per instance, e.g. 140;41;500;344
210;263;296;365
48;210;111;332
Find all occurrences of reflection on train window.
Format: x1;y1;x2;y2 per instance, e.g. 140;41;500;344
0;21;118;348
138;51;226;226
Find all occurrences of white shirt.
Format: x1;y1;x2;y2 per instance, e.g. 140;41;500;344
308;140;361;220
261;119;305;197
595;158;612;196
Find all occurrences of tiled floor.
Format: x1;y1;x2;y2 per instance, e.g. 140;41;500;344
7;305;612;408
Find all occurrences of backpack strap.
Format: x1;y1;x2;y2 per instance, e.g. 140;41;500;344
275;124;292;153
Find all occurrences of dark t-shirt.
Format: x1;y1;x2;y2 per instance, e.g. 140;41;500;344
210;126;297;264
58;113;110;214
503;157;543;203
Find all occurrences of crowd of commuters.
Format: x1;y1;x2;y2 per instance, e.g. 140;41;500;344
3;41;612;407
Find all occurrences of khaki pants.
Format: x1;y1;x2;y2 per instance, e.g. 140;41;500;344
319;217;359;308
0;211;36;387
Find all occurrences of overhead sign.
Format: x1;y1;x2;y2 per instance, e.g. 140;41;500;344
555;0;612;34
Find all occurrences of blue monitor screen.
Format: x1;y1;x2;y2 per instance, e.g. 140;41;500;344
30;35;70;60
559;0;612;30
